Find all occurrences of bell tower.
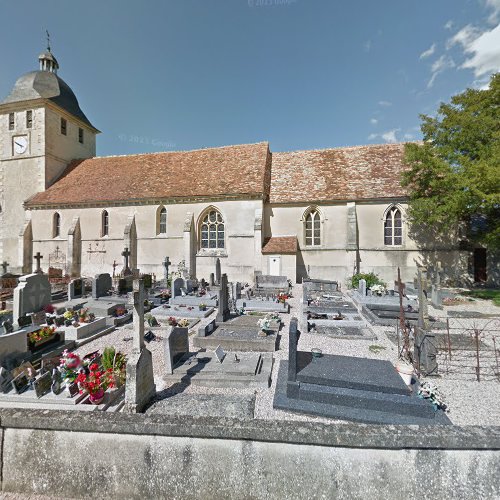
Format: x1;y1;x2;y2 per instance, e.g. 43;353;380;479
0;41;99;273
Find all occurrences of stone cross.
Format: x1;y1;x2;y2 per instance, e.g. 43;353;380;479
215;258;221;285
122;247;132;276
216;273;230;322
131;278;145;352
163;256;171;281
112;260;118;278
1;261;8;275
34;252;43;274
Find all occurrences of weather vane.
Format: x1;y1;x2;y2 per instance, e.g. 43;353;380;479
46;30;51;51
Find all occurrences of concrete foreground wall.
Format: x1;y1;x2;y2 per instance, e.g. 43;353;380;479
0;409;499;499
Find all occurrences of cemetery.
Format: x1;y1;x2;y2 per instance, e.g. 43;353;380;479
0;253;498;497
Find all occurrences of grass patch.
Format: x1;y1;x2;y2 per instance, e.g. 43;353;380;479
461;289;500;307
368;345;387;354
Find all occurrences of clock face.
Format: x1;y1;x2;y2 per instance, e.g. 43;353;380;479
13;135;28;155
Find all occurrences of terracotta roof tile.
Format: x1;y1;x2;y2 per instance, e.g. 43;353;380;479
27;142;270;207
262;236;297;254
270;143;408;204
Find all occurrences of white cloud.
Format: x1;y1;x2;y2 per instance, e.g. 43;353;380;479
485;0;500;23
461;23;500;76
427;55;456;88
364;40;372;52
444;20;454;30
368;129;400;143
370;118;378;125
378;100;392;107
420;43;436;59
403;133;415;140
447;24;481;50
381;129;399;143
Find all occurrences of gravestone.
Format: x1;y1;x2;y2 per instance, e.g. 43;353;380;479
417;267;430;330
13;273;51;321
216;274;230;323
118;277;133;294
358;279;367;297
164;327;189;374
233;282;242;300
68;278;83;300
209;273;215;287
173;278;184;298
215;258;221;285
142;274;153;289
92;273;112;299
124;279;156;413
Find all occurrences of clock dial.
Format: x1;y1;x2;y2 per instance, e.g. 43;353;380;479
13;136;28;155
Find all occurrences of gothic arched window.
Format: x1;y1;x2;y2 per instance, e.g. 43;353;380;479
200;209;225;249
53;212;61;238
384;206;403;246
305;209;321;246
101;210;109;237
158;207;167;235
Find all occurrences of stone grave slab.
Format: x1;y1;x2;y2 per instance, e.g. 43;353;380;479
236;299;289;313
62;317;108;341
150;304;214;319
147;393;255;419
170;294;218;307
163;351;273;388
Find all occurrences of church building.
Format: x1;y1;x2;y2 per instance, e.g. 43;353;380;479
0;48;471;285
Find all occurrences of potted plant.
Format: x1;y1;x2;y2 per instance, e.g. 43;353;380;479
28;326;57;348
63;310;74;326
198;303;207;311
370;284;386;296
177;318;190;327
102;347;127;387
167;316;177;326
78;308;89;323
395;360;414;385
115;306;127;318
54;315;65;327
76;363;115;404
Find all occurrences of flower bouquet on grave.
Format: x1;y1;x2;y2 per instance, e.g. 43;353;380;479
76;363;114;404
277;293;288;304
167;316;177;326
370;284;386;296
63;310;75;326
78;308;89;323
257;315;273;337
418;381;447;411
177;318;189;327
115;306;127;318
160;289;171;301
28;326;56;347
198;303;207;311
59;350;82;384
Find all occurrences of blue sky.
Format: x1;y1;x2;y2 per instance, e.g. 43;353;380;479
1;0;499;156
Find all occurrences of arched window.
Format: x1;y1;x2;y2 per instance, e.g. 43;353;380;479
158;207;167;235
200;209;225;249
384;206;403;246
101;210;109;237
53;212;61;238
305;209;321;246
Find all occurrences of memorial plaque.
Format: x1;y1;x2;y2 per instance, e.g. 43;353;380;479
34;371;52;398
11;361;35;379
11;373;29;394
215;345;226;363
67;381;79;397
41;356;61;374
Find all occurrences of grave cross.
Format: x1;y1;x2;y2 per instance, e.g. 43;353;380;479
163;256;171;281
121;247;132;276
1;261;8;275
112;260;118;278
34;252;43;274
131;278;145;351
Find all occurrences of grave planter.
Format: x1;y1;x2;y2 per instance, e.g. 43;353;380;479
396;361;414;385
89;388;105;405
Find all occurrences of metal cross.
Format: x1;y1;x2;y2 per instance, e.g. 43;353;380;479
46;30;51;51
34;252;43;273
163;256;171;280
112;260;118;278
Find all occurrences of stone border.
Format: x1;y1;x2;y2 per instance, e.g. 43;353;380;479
0;408;499;450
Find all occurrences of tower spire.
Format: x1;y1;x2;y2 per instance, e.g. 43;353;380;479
39;30;59;73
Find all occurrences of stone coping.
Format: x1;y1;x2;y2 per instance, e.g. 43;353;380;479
0;408;499;450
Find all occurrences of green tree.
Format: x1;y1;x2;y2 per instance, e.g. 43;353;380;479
402;73;500;249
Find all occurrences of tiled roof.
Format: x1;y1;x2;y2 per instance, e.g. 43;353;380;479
27;142;270;207
262;236;297;254
270;143;408;203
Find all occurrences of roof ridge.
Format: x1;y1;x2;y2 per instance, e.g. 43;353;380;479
275;142;412;154
90;141;270;160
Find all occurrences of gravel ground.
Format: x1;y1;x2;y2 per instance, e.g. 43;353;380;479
69;284;500;426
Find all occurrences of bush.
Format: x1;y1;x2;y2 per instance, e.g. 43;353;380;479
351;272;385;290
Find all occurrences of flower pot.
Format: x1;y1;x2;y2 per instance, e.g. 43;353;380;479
258;329;268;337
46;316;54;325
396;362;414;385
89;389;105;405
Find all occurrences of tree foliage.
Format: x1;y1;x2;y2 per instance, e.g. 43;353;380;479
402;73;500;249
